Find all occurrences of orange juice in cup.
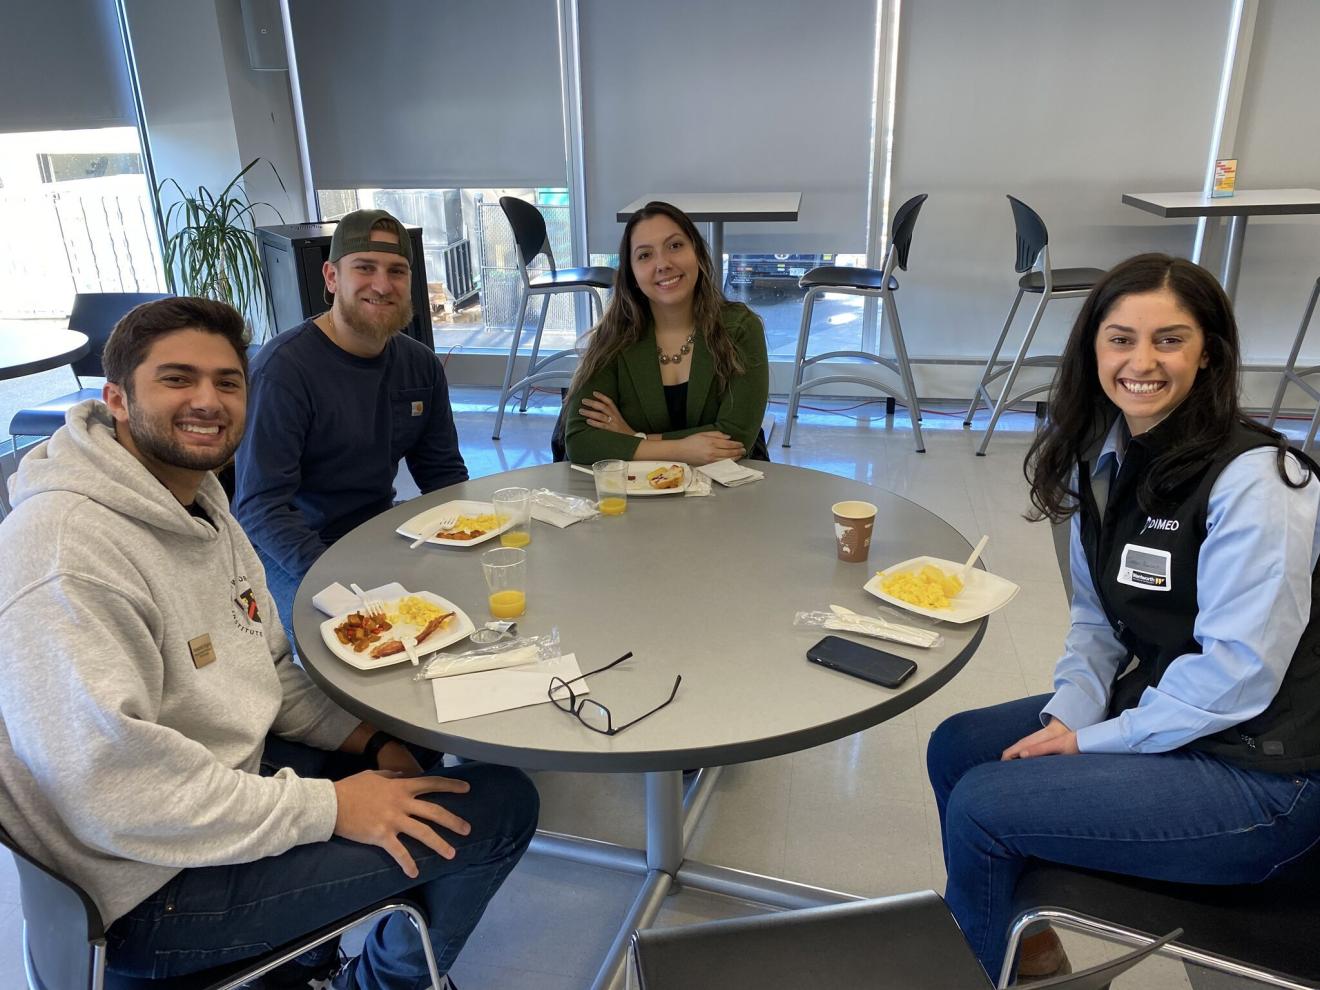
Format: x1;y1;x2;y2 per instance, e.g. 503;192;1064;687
593;459;628;516
481;547;527;619
598;496;627;516
493;487;532;547
488;589;526;618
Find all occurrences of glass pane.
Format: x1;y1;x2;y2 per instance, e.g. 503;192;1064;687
548;680;573;707
578;700;611;733
725;252;866;359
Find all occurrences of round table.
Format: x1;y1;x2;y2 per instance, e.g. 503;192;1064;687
0;328;89;381
294;461;985;990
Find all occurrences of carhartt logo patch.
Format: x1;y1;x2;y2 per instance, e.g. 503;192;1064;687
411;401;424;416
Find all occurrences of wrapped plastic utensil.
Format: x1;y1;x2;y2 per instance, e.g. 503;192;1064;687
794;606;943;649
415;627;562;680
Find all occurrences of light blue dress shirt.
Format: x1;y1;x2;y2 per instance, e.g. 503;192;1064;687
1040;419;1320;753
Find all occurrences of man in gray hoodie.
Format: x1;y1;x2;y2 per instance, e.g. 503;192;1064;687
0;297;537;989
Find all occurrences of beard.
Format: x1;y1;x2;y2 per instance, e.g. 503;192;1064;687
125;402;241;473
335;292;415;344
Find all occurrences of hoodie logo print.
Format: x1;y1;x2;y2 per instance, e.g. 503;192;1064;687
234;588;262;624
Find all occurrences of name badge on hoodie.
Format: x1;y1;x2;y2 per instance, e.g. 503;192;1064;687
188;633;217;669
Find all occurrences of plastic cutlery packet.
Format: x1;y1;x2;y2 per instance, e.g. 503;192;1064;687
794;606;943;649
530;488;599;528
415;627;562;680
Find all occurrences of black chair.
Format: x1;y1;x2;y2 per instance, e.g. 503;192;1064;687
964;197;1103;455
8;292;171;444
626;889;1180;990
0;821;444;990
492;197;613;440
1266;275;1320;450
782;193;929;453
1029;518;1320;990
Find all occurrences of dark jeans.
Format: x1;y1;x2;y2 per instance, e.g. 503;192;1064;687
927;694;1320;980
257;545;302;647
106;737;539;989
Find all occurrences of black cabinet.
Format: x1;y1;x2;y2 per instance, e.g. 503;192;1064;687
257;221;434;349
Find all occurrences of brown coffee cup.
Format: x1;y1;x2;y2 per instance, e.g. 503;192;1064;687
832;500;878;562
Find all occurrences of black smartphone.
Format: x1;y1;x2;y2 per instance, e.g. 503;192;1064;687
806;635;917;688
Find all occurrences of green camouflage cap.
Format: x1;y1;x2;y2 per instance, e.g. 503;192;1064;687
328;209;413;266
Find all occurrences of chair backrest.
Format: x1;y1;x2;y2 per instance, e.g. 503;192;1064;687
68;291;172;379
889;193;928;271
0;821;103;990
499;196;556;275
1007;195;1049;273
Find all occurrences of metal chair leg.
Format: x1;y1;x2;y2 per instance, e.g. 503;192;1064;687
1268;278;1320;428
882;291;924;453
976;290;1049;456
782;287;821;447
520;293;552;412
966;288;1025;425
493;289;532;439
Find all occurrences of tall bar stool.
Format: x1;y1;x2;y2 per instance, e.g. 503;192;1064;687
782;193;928;452
492;196;614;440
964;196;1104;455
1266;275;1320;449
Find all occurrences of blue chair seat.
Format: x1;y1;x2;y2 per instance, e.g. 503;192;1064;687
10;388;103;438
1018;266;1105;293
799;266;899;291
528;266;616;290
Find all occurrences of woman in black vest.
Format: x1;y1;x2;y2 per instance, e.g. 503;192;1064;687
927;254;1320;980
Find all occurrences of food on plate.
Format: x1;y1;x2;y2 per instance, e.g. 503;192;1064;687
646;464;685;490
368;611;455;659
879;564;964;610
432;512;501;541
333;611;393;652
388;595;450;627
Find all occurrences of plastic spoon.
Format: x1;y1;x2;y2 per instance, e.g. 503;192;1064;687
957;535;990;581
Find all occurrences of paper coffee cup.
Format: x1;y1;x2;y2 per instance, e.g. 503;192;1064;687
832;500;878;562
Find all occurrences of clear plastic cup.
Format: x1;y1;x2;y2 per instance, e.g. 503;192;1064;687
493;486;532;548
593;459;628;516
481;546;527;618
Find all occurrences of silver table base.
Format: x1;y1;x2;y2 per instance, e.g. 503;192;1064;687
527;766;862;990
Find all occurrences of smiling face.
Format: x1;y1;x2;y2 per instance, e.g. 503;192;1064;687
104;328;247;495
629;214;700;314
324;227;414;343
1094;287;1209;435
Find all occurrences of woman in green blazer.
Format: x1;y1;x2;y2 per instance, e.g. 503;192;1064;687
564;201;769;466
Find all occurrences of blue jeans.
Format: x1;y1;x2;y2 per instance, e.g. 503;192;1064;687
927;694;1320;979
257;545;303;646
105;737;539;989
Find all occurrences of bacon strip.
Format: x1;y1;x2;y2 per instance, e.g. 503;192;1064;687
369;611;455;659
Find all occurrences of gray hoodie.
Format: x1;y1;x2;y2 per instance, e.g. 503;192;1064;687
0;401;360;925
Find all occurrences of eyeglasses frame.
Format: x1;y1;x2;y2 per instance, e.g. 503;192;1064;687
547;651;682;736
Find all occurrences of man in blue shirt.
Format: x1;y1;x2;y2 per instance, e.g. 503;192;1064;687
235;209;468;637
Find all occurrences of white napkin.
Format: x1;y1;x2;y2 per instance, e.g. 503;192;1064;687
312;581;408;617
433;652;586;723
698;458;765;487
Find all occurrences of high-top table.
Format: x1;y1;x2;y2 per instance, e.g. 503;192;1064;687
617;192;802;288
294;461;984;990
1121;188;1320;301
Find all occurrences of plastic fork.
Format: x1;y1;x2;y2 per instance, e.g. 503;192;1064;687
410;513;458;549
401;636;421;667
349;583;385;618
957;535;990;582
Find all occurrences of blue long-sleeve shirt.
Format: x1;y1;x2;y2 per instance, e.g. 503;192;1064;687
233;319;468;579
1041;420;1320;754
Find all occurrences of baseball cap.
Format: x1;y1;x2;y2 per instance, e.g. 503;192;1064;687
328;209;413;266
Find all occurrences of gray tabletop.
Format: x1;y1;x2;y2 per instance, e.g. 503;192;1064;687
616;192;802;224
1122;188;1320;218
294;462;984;773
0;328;89;381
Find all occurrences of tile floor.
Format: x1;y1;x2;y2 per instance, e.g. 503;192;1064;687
1;387;1298;988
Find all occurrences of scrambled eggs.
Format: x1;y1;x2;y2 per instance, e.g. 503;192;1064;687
446;513;501;534
388;595;448;627
880;564;964;610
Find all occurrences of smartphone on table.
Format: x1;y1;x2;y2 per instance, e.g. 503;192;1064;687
806;635;917;688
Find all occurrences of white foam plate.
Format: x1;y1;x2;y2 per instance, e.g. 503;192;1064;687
320;590;475;670
395;499;514;548
625;461;691;495
864;555;1020;624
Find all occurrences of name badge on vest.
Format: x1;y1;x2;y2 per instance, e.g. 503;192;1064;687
188;633;218;669
1117;544;1172;591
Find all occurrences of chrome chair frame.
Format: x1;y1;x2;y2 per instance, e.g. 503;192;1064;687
1266;276;1320;451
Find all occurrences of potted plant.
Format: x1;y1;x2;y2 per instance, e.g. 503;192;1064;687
157;158;285;336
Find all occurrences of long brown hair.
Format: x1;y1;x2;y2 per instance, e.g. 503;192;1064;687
1025;253;1301;522
569;201;746;395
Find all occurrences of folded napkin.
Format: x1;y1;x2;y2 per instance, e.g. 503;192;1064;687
698;458;765;487
530;488;598;529
433;652;587;723
312;581;408;617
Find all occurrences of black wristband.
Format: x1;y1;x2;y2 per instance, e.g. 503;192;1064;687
362;730;394;768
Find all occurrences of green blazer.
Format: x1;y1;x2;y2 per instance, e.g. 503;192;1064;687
565;303;769;465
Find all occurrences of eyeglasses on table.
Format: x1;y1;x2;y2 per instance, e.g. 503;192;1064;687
548;651;682;735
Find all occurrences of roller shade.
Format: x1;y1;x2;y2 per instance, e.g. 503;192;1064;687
289;0;567;191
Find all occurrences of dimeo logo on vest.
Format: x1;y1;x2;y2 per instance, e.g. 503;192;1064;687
1139;516;1180;534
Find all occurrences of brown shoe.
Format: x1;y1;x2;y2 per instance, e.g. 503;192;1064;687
1015;927;1072;983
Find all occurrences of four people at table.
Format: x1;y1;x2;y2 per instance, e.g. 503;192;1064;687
0;297;536;988
927;254;1320;979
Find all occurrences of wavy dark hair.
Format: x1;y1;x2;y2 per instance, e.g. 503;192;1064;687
569;200;747;396
1025;253;1302;522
